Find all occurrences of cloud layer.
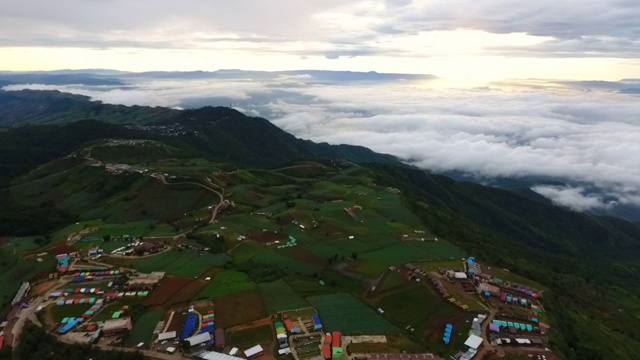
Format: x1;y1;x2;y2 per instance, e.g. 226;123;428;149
4;73;640;212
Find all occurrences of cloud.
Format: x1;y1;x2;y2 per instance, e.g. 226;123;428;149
531;185;614;212
4;72;640;212
2;0;640;61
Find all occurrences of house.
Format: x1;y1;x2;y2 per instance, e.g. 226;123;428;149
186;332;212;347
102;317;132;336
157;331;177;343
215;328;226;348
194;351;245;360
244;345;264;358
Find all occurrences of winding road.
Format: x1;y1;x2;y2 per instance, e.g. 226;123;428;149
159;175;225;223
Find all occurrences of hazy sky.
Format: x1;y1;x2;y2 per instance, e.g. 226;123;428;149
2;0;640;83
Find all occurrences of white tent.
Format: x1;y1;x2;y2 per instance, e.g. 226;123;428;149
454;272;468;279
464;334;484;350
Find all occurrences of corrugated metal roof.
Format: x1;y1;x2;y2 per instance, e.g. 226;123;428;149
157;331;176;341
195;350;244;360
244;345;264;357
187;332;212;346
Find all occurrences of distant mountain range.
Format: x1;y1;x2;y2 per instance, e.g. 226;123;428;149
0;69;436;86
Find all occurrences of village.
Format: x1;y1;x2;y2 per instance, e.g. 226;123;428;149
0;152;561;360
0;237;558;360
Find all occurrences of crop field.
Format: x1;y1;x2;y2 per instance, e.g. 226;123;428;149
252;251;322;276
162;278;209;307
228;325;273;350
308;293;400;334
360;240;462;265
229;241;265;263
285;276;336;297
127;309;165;345
257;280;310;313
144;276;194;306
197;270;256;299
132;249;230;277
349;261;389;278
214;290;266;328
377;271;405;292
374;284;460;332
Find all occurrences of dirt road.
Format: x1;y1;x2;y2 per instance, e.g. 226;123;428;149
159;175;225;223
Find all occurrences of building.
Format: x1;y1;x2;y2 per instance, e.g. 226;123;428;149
215;328;226;348
11;282;30;305
464;335;483;350
102;317;133;336
194;351;245;360
186;332;212;347
157;331;177;342
244;345;264;358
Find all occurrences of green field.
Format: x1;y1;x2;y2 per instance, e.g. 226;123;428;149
376;284;460;331
49;304;93;322
132;249;230;277
197;270;257;298
6;237;44;252
360;241;463;265
228;325;273;350
308;293;400;334
257;280;310;313
127;309;165;345
0;254;56;312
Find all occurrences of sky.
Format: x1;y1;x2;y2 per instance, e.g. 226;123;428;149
2;0;640;83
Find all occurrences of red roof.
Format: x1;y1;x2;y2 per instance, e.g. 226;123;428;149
284;319;295;331
324;335;332;344
0;336;4;350
323;344;331;359
332;331;342;347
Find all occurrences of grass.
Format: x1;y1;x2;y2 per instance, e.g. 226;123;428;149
132;249;230;277
127;309;165;345
50;304;93;322
416;260;464;273
6;237;44;251
0;253;56;313
228;325;273;350
360;240;463;265
350;261;389;278
308;293;400;334
197;270;257;299
285;276;337;297
489;268;549;291
376;284;460;332
257;280;310;314
378;271;404;292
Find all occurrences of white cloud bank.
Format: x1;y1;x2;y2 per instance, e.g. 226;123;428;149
5;75;640;211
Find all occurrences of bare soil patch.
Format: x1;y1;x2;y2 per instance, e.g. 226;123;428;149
144;276;194;306
215;290;266;328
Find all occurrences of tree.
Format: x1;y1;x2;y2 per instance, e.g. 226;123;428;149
103;234;111;242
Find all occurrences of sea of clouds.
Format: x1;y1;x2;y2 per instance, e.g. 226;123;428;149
5;74;640;212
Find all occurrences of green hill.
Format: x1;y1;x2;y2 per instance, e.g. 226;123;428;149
1;89;640;359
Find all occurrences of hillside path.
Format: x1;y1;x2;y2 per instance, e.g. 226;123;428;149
158;175;224;223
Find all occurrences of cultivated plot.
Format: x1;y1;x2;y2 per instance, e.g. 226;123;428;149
308;293;400;334
257;279;310;314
